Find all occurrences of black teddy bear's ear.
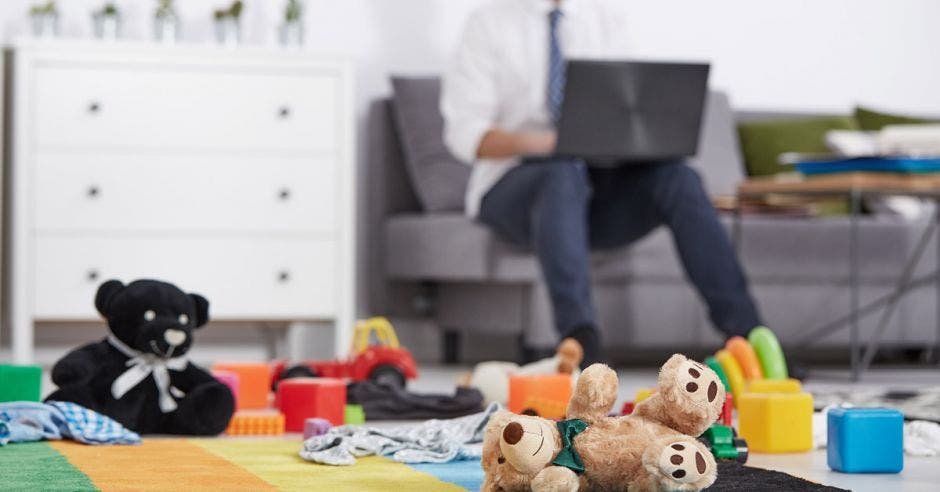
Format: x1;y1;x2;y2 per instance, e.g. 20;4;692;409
95;279;125;317
189;293;210;328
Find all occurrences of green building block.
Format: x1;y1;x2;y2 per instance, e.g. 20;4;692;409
0;364;43;402
344;404;365;425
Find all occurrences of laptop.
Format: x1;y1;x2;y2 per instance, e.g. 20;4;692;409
555;60;711;165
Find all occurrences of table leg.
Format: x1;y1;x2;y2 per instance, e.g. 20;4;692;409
858;206;939;374
849;189;861;382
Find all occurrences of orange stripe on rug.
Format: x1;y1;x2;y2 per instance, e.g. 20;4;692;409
49;439;277;491
194;439;466;491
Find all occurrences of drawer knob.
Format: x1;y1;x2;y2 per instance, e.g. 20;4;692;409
86;269;100;282
88;101;102;114
87;185;101;198
278;188;291;201
277;270;291;283
278;106;292;119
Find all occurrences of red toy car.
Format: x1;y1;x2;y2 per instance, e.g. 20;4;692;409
272;317;418;389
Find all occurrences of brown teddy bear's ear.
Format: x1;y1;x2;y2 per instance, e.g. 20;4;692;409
189;293;210;328
95;280;125;317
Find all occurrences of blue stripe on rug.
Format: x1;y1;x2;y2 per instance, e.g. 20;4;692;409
408;459;484;491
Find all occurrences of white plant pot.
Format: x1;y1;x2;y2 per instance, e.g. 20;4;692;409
30;13;59;38
93;14;121;41
279;21;304;47
154;14;180;44
214;17;241;48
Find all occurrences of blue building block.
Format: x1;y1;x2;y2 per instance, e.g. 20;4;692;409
828;408;904;473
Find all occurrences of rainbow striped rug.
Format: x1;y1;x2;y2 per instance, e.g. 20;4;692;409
0;439;484;491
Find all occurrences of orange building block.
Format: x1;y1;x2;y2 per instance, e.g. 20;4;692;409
212;362;272;410
726;336;764;380
225;410;285;436
508;374;572;416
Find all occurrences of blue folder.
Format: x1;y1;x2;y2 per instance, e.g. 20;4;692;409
795;157;940;175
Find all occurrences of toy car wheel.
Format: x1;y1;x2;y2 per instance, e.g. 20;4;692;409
272;364;318;391
370;364;406;389
733;438;749;464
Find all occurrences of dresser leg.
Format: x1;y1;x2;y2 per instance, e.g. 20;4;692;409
442;329;461;365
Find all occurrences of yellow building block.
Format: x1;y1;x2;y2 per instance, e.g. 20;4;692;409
746;378;802;394
634;388;655;404
738;392;813;453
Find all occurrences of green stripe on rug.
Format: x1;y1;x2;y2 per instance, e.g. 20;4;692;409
0;442;98;491
194;439;465;492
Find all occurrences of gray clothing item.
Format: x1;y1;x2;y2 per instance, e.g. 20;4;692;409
299;402;502;466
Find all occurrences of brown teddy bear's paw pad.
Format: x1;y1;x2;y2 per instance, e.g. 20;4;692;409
656;441;713;487
671;358;723;410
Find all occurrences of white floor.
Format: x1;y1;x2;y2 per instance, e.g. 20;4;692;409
411;365;940;492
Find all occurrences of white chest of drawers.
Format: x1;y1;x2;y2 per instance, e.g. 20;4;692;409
6;41;355;363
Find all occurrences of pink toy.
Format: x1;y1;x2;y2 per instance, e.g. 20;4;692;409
303;417;333;439
213;370;241;408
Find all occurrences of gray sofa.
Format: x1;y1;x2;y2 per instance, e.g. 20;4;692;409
365;78;939;363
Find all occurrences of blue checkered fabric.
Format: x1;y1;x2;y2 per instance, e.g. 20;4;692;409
547;8;566;123
0;401;140;446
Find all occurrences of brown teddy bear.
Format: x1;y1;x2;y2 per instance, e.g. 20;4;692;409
481;354;725;491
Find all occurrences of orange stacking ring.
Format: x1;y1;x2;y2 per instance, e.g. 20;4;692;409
715;349;746;407
725;336;764;381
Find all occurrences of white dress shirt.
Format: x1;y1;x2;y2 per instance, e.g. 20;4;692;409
441;0;629;217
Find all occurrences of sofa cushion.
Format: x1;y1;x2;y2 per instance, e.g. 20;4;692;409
737;116;859;176
854;106;936;131
390;77;470;212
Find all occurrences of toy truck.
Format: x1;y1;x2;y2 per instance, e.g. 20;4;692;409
699;424;749;464
272;317;418;389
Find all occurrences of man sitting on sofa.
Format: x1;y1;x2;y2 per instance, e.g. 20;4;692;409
441;0;764;367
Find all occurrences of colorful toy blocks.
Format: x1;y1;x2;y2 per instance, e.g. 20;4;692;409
507;374;571;416
746;378;802;394
212;370;241;408
715;350;745;406
344;404;365;425
276;377;347;431
225;411;285;436
748;326;788;379
828;408;904;473
738;392;813;453
633;388;655;405
304;418;332;439
212;362;272;410
0;364;42;403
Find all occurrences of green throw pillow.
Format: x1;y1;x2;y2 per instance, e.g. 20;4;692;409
854;106;936;131
737;116;860;176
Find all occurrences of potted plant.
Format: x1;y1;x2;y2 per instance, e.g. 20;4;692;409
213;1;243;47
154;0;180;44
279;0;304;47
29;1;59;38
93;3;121;40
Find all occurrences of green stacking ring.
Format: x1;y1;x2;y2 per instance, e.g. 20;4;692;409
748;326;788;379
704;356;731;393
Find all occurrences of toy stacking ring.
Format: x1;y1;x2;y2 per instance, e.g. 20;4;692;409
704;356;731;393
715;349;746;407
725;336;764;380
748;327;789;380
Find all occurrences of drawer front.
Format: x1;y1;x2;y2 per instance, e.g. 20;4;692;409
33;65;339;152
33;236;337;319
34;154;337;233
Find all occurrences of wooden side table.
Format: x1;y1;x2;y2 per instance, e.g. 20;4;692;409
736;172;940;380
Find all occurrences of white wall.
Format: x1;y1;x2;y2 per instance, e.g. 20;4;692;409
3;0;938;113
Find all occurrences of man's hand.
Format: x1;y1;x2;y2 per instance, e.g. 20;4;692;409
477;129;557;160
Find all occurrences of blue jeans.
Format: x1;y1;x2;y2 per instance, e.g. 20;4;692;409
478;158;761;340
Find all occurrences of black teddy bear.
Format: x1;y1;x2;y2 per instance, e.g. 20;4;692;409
46;279;235;435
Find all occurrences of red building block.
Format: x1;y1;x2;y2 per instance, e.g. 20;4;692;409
276;378;347;431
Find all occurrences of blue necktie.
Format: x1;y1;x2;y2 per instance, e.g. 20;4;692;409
548;8;566;123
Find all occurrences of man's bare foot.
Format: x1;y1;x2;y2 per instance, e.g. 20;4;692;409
556;338;584;374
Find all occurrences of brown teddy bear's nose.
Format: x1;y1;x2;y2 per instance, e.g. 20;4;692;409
503;422;524;445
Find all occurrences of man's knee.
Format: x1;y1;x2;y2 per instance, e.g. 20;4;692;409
651;163;709;212
539;159;592;200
